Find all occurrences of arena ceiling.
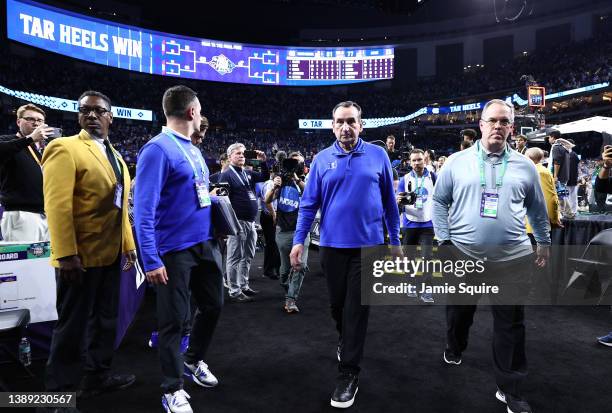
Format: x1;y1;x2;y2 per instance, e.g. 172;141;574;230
11;0;609;45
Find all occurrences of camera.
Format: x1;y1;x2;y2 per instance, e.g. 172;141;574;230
210;182;230;197
279;158;303;185
398;181;417;206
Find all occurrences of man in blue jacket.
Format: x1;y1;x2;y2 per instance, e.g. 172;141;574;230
134;85;222;413
290;101;400;409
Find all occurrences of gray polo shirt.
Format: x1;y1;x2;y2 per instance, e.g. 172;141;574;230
432;141;551;261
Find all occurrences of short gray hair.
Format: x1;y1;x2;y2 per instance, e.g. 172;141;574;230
227;142;245;157
526;147;544;163
481;99;515;123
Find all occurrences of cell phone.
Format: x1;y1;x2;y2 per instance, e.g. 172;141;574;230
602;132;612;153
48;127;62;138
244;150;257;159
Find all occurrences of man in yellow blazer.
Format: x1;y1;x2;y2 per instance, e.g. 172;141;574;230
525;147;562;237
42;91;137;400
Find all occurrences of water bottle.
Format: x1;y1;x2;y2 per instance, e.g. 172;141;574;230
18;337;31;366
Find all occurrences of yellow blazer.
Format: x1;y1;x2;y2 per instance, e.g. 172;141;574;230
526;163;560;234
42;129;135;267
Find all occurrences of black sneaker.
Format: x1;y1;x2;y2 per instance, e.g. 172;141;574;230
330;372;359;409
242;287;259;297
229;293;253;303
496;389;533;413
79;373;135;398
263;272;279;280
443;349;462;365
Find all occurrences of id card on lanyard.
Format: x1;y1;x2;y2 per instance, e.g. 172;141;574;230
167;133;211;208
412;172;425;209
229;165;256;200
477;142;509;219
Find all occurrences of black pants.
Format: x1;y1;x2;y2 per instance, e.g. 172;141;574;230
446;252;533;397
260;212;280;276
320;247;370;375
45;259;121;391
401;226;435;285
158;240;224;393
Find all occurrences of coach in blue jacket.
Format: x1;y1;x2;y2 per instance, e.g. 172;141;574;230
290;101;400;409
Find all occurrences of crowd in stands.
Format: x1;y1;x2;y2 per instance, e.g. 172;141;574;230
1;32;610;174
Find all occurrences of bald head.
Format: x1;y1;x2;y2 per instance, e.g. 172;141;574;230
526;147;544;164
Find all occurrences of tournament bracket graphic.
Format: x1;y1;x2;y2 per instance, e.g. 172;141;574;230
161;39;281;85
6;0;394;86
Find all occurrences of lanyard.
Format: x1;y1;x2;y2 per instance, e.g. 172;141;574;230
477;141;509;189
411;170;425;193
27;146;41;167
229;165;250;187
166;133;206;180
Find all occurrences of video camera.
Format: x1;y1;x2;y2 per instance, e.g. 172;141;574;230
210;182;230;197
274;151;304;185
397;180;417;206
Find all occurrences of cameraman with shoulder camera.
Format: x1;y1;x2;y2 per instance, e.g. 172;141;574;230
264;151;307;313
397;148;437;303
0;103;56;242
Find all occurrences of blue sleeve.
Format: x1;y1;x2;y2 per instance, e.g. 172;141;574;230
134;144;169;272
432;161;453;242
380;150;400;245
293;156;322;245
397;175;405;193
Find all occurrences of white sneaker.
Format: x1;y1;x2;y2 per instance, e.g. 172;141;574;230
162;389;192;413
184;360;219;387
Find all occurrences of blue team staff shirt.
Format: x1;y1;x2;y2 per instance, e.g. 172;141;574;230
134;128;213;272
293;138;400;247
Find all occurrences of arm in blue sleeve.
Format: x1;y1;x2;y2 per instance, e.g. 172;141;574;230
380;152;400;245
134;144;169;271
431;162;453;242
293;158;322;246
524;163;552;245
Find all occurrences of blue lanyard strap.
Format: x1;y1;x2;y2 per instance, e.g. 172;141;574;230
477;141;509;189
411;171;425;193
165;133;206;180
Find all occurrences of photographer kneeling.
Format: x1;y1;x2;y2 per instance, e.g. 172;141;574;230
265;152;308;313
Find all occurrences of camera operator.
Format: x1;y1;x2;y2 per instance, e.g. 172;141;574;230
396;148;437;303
264;151;307;313
219;143;269;302
258;162;280;280
0;103;55;242
385;135;400;162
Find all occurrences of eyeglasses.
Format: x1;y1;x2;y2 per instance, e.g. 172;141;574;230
78;106;111;116
20;116;45;124
481;118;512;127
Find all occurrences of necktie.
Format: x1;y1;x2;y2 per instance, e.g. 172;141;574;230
103;139;123;183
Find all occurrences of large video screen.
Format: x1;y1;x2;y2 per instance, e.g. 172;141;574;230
6;0;394;86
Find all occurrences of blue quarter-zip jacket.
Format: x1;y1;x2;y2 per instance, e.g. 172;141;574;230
293;138;400;247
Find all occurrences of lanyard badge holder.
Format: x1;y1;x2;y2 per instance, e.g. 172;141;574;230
167;133;211;208
478;142;508;219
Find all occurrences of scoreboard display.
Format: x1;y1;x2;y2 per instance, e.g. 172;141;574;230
287;48;394;82
6;0;394;86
